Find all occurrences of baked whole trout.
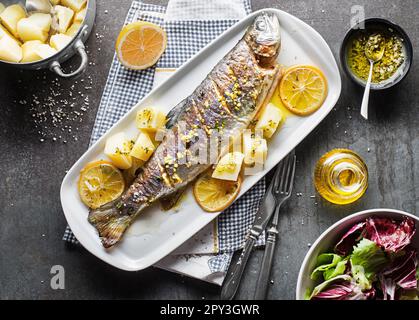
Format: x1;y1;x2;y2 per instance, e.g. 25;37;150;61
89;12;282;248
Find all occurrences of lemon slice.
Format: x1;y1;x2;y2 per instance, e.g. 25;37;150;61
115;21;167;70
193;171;242;212
279;65;328;116
78;160;125;209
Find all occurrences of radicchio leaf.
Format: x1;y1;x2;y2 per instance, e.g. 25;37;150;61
379;249;418;300
364;217;416;253
335;222;366;256
310;275;351;298
363;287;376;299
311;277;374;300
379;275;397;300
311;282;357;300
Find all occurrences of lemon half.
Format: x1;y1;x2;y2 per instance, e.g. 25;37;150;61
116;21;167;70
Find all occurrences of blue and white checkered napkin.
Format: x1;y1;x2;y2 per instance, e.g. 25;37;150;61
63;0;266;284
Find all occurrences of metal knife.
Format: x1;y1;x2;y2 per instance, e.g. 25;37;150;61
220;162;285;300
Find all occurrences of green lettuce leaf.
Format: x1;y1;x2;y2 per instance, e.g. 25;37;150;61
324;259;348;280
350;238;388;289
351;265;371;290
310;253;343;281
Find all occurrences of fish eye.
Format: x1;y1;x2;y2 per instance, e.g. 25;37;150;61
256;20;266;30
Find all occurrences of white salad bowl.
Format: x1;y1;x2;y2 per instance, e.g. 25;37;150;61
296;208;419;300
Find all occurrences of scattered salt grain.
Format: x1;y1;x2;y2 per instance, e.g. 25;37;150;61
28;72;91;144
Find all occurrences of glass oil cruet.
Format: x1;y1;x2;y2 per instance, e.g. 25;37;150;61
314;149;368;205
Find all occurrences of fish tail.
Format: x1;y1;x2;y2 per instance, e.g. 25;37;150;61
88;202;132;248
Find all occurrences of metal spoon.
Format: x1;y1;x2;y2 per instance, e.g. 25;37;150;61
25;0;52;14
360;33;385;119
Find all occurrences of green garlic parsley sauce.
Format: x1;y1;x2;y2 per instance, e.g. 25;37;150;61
347;31;404;83
365;33;385;61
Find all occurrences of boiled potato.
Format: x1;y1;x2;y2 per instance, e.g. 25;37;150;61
0;3;5;15
28;13;52;31
104;132;133;169
50;33;72;50
21;40;43;62
254;139;267;164
243;131;267;165
136;107;166;133
0;4;26;38
0;24;17;42
129;131;155;161
255;103;283;138
74;7;86;22
61;0;86;12
0;23;7;37
212;152;244;181
17;13;52;42
53;5;74;33
34;44;57;59
65;21;81;37
0;34;22;62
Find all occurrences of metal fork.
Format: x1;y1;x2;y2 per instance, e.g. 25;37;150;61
254;151;296;299
221;151;296;300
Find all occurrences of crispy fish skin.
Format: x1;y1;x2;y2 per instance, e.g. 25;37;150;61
88;12;282;248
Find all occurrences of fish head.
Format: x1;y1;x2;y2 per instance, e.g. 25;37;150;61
245;12;281;67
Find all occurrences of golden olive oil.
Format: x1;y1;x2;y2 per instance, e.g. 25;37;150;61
314;149;368;205
269;81;293;120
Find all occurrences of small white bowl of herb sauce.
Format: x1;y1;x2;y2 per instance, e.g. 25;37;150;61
340;18;413;90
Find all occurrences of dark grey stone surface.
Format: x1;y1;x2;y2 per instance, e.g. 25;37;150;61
0;0;417;300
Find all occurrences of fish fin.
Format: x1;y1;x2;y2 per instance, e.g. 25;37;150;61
159;187;187;211
165;99;186;129
88;202;132;248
